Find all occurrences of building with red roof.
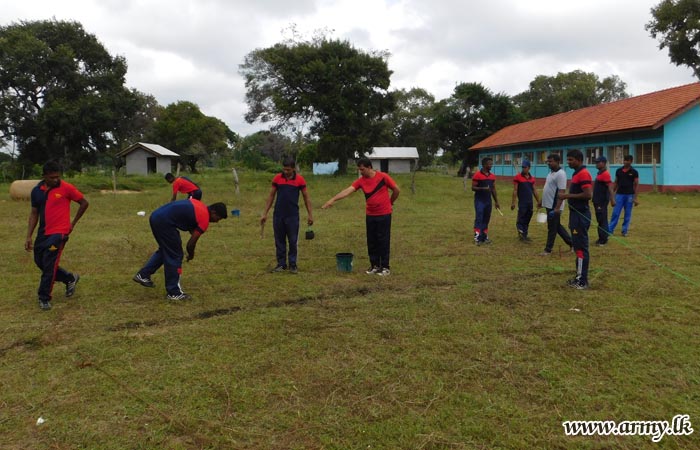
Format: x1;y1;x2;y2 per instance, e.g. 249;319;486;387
469;82;700;191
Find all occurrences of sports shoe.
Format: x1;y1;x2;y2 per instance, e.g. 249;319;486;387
271;265;287;273
377;268;391;276
289;265;298;274
539;251;552;256
621;232;628;237
166;292;192;301
482;238;493;245
133;273;155;288
571;280;590;290
521;236;532;243
38;299;52;311
566;277;580;287
365;266;380;275
596;240;607;246
65;274;80;298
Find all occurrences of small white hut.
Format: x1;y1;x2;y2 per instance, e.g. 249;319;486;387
117;143;179;175
366;147;419;173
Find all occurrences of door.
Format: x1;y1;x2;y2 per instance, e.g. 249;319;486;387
147;157;157;174
380;159;389;172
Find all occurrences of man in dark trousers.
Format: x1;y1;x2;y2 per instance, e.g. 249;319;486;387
608;154;639;237
25;161;89;311
559;149;593;290
260;158;314;274
133;199;227;300
472;157;500;245
538;154;573;256
592;156;614;246
510;159;540;242
322;158;400;276
165;172;202;201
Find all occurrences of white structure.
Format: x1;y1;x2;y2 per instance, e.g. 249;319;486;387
366;147;419;173
117;142;179;175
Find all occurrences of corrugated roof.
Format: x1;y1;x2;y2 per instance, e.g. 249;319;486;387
369;147;419;159
117;142;179;157
470;82;700;150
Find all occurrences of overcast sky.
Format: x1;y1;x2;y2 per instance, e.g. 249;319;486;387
4;0;697;136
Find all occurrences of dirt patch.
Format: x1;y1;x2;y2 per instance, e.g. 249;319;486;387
100;189;141;194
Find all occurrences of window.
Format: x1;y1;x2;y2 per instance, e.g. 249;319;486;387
493;153;502;165
609;145;629;164
524;152;535;164
585;147;602;165
512;152;522;166
636;142;661;164
503;153;512;166
538;151;548;164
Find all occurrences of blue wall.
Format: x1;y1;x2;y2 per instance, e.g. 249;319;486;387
663;105;700;186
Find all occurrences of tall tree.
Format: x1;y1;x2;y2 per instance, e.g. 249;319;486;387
152;101;234;172
647;0;700;78
386;87;440;168
433;82;520;166
512;70;628;120
107;90;162;168
0;19;135;169
240;38;394;174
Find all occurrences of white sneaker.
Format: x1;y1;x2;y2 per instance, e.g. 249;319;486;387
377;268;391;276
365;266;380;275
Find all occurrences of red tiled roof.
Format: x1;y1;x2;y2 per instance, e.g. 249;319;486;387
470;82;700;150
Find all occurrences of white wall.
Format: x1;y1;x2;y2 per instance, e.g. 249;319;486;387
124;148;172;175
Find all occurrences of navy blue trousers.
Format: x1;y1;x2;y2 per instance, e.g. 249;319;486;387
366;214;392;269
139;216;184;295
473;201;492;241
516;204;534;237
569;208;591;283
187;189;202;201
273;215;300;267
594;202;609;243
33;234;73;302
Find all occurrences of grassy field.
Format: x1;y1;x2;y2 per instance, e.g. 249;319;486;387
1;169;699;449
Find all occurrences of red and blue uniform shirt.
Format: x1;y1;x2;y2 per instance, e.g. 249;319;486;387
569;166;593;212
271;172;307;217
351;171;397;216
513;172;536;206
31;180;84;236
172;176;199;195
151;198;209;235
472;170;495;204
593;169;612;205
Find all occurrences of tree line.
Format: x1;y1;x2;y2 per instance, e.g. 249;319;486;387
1;2;696;176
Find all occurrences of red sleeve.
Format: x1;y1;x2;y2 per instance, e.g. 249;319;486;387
192;200;210;234
382;172;397;189
297;174;307;191
351;177;363;191
66;182;84;202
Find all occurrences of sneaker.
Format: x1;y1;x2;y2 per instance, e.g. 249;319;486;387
621;232;628;237
38;299;52;311
522;236;532;243
377;268;391;276
482;238;493;245
365;266;380;275
166;292;192;301
571;280;590;290
65;274;80;298
289;265;298;274
271;265;287;273
133;273;155;288
539;251;552;256
566;277;580;287
596;240;607;246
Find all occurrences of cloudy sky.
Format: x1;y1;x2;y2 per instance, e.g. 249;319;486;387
4;0;696;136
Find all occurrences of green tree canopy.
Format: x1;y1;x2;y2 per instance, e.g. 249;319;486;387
512;70;628;120
647;0;700;78
151;101;234;172
433;82;521;166
240;38;395;174
107;90;162;168
386;87;440;168
0;19;136;169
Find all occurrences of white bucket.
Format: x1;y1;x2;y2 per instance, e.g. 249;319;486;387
536;212;547;223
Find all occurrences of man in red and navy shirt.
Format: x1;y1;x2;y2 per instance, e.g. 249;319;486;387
133;199;227;300
322;158;400;276
510;159;540;242
25;161;89;311
165;173;202;201
472;157;500;245
261;158;314;273
592;156;614;246
559;150;593;289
